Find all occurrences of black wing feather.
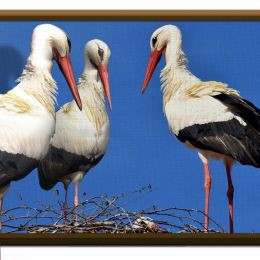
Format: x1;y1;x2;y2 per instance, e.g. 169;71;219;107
38;145;103;190
213;93;260;131
177;119;260;168
177;92;260;168
0;151;38;188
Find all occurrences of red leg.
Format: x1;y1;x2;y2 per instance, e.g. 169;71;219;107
63;183;68;219
203;162;211;232
74;183;79;223
225;161;234;233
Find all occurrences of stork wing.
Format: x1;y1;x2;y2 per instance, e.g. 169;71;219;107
0;151;38;188
0;92;31;114
213;93;260;132
186;81;239;98
38;145;104;190
176;118;260;168
187;81;260;131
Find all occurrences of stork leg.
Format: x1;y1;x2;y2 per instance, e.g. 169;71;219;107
63;183;69;219
203;161;211;232
225;160;234;233
74;183;79;223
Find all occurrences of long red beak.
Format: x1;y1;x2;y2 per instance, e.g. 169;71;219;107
141;49;163;94
98;64;112;110
55;52;82;110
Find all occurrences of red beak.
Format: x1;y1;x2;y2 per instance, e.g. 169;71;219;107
55;50;82;110
141;48;164;94
98;64;112;110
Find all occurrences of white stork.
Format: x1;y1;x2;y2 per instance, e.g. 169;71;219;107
0;24;82;230
141;24;260;233
38;39;111;221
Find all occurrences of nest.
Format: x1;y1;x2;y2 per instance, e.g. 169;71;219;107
1;185;225;234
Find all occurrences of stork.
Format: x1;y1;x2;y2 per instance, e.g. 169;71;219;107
0;24;82;231
38;39;111;221
141;25;260;233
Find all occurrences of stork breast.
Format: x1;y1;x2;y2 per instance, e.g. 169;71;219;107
51;111;110;158
0;110;55;160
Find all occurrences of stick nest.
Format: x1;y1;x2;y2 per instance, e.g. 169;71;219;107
2;185;225;234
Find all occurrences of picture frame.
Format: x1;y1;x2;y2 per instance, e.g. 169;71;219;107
1;10;260;246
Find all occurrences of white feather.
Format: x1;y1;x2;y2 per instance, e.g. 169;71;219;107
51;102;109;158
0;87;55;160
165;94;245;135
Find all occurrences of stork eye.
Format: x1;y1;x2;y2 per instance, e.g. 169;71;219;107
152;36;157;47
98;47;104;61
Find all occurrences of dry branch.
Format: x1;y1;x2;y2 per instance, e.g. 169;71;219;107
1;185;225;234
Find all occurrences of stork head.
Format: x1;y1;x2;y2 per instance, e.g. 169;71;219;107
31;24;82;110
85;39;112;110
141;25;182;93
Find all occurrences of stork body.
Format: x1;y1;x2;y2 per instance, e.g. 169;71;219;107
0;24;81;231
142;25;260;233
38;40;111;220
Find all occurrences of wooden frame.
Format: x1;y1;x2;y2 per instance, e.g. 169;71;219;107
1;10;260;20
1;10;260;246
0;233;260;245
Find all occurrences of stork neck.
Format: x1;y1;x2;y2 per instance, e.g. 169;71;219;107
27;46;53;72
78;74;105;107
162;38;200;88
82;56;100;81
164;39;187;69
79;58;105;105
77;63;107;136
161;41;200;104
28;35;53;72
17;61;57;116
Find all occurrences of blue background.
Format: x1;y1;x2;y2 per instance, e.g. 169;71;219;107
1;21;260;233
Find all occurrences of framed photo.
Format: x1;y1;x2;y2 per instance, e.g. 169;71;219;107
0;10;260;245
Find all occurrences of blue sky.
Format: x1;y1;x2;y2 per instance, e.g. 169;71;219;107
1;21;260;233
